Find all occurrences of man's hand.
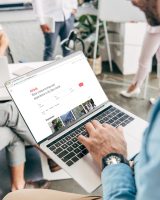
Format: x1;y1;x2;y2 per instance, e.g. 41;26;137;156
78;120;127;170
71;9;77;16
40;24;52;33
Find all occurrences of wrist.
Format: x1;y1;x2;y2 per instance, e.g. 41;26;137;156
102;153;129;171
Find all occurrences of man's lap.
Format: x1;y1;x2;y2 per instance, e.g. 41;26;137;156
3;189;102;200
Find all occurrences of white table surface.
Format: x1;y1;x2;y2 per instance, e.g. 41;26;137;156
9;61;51;77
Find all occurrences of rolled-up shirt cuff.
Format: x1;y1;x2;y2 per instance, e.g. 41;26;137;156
101;163;136;200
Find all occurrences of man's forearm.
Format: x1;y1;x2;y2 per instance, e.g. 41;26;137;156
102;164;136;200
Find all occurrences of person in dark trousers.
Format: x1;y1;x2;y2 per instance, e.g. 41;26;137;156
33;0;78;61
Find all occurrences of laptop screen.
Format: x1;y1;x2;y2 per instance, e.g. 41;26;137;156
6;52;108;143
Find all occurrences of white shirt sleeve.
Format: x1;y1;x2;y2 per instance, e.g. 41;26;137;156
71;0;78;10
32;0;45;25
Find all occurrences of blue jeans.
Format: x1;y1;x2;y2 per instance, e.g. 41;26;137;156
43;15;75;61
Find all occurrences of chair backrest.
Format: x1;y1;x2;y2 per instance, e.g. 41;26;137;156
98;0;146;22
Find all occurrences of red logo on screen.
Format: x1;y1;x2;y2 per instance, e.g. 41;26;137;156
79;82;84;87
30;88;38;93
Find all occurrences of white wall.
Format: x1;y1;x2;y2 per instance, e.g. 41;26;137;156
0;9;63;63
0;10;44;62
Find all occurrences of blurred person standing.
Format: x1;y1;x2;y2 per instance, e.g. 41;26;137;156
33;0;78;61
120;0;160;101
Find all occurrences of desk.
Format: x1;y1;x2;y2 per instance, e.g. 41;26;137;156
9;61;51;77
0;61;52;101
8;61;71;181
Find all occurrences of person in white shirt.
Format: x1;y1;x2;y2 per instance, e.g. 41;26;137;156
0;25;8;56
33;0;78;61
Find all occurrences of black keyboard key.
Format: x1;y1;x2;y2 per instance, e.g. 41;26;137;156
117;113;124;118
123;114;129;119
108;119;114;124
124;120;130;125
49;145;56;151
75;148;80;154
67;146;73;152
72;156;79;163
82;149;88;155
121;116;128;121
79;145;86;151
112;123;117;127
62;144;68;149
77;152;85;159
86;133;89;137
115;110;120;114
100;119;105;123
81;131;88;136
116;120;122;126
47;141;55;148
108;114;114;118
101;113;106;118
72;143;78;148
58;150;68;158
67;135;71;140
53;147;63;155
76;129;81;133
128;117;134;122
76;141;82;146
65;136;71;141
112;116;118;121
60;139;66;144
72;138;77;142
66;160;74;166
62;152;75;162
55;142;61;148
72;132;77;137
121;123;126;127
79;127;85;132
103;117;108;121
67;141;73;146
109;107;116;112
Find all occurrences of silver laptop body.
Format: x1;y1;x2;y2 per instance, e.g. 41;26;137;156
5;52;148;193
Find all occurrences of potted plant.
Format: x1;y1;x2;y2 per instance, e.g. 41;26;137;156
75;14;105;74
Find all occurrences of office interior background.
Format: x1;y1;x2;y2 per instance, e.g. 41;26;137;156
0;0;159;199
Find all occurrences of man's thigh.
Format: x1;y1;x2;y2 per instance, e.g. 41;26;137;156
0;127;15;150
3;189;102;200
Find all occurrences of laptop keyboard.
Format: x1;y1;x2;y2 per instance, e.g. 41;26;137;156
47;105;134;167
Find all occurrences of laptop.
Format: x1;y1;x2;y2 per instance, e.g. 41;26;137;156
5;51;148;193
0;56;12;101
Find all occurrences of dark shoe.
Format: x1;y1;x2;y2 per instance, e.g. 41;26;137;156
47;158;61;172
24;180;51;189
